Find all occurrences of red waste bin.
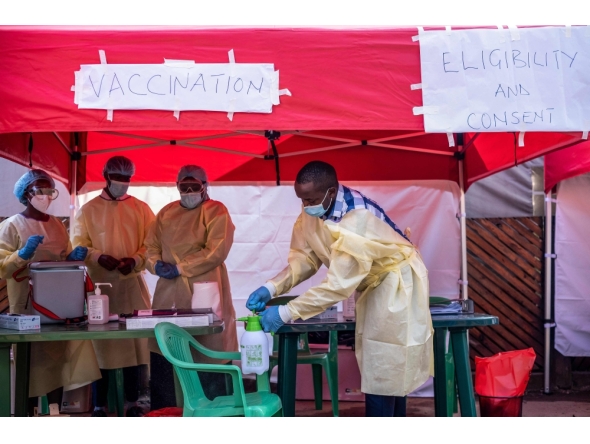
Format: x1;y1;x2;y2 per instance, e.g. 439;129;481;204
475;348;536;417
144;407;183;417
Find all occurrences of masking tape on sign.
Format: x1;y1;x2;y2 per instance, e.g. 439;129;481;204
411;83;424;90
99;49;107;64
507;25;520;41
412;26;425;41
518;131;525;147
413;106;439;115
565;25;572;38
445;26;451;35
497;25;506;43
447;132;455;147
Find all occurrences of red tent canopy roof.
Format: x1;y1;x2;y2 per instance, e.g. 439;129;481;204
0;26;585;190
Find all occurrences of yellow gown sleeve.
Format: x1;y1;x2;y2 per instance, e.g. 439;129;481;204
268;214;323;296
176;204;235;278
144;212;163;276
131;204;156;272
72;207;104;264
0;220;28;279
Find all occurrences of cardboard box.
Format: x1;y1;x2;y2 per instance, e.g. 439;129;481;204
0;314;40;331
125;314;209;330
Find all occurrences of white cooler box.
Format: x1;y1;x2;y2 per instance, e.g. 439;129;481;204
295;344;365;402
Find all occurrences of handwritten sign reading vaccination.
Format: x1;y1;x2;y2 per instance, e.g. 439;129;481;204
417;26;590;132
74;62;282;113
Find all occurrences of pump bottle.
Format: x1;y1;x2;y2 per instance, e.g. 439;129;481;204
236;314;270;375
88;283;112;325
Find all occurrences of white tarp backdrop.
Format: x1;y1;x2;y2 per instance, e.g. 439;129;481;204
417;26;590;133
554;174;590;356
78;180;462;318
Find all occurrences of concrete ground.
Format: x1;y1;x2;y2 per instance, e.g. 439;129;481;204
295;390;590;417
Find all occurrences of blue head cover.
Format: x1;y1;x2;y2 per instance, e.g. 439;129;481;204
103;156;136;177
177;165;207;182
13;169;55;206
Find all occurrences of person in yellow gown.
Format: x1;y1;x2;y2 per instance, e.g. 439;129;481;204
72;156;155;416
246;161;433;417
0;169;100;411
145;165;238;409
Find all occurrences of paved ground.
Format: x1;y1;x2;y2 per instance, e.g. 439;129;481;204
295;390;590;417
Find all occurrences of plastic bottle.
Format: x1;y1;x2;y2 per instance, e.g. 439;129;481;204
88;283;112;325
236;314;269;375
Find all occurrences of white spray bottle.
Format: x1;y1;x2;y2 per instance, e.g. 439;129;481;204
237;313;269;375
88;283;112;325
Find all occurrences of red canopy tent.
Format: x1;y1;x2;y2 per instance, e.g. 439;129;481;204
0;26;584;192
1;25;587;395
544;139;590;193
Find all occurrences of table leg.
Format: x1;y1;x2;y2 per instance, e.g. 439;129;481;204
0;344;11;417
450;328;477;417
433;327;453;417
276;332;299;417
14;343;31;417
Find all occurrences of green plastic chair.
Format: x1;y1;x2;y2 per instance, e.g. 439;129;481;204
154;322;282;417
266;297;340;417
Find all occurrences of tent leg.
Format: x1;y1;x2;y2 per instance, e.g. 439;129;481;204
544;192;554;394
69;137;78;232
458;159;468;301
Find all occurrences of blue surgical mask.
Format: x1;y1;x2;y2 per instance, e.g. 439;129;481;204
108;180;129;198
304;189;332;218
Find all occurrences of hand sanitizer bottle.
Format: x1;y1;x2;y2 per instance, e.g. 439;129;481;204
237;314;269;375
88;283;112;325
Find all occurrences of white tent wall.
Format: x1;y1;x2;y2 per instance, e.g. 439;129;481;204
554;174;590;357
78;180;462;317
0;158;70;217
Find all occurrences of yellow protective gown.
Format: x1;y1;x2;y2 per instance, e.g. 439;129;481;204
145;200;238;359
268;209;434;396
72;193;155;369
0;214;101;397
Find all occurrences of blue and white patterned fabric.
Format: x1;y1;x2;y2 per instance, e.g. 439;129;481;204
323;184;410;242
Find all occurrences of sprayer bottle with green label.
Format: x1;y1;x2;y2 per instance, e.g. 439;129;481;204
236;313;269;375
88;283;112;325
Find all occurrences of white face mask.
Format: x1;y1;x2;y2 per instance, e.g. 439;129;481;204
30;195;51;213
108;180;129;198
180;192;203;209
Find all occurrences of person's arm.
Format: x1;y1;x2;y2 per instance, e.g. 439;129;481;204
0;222;29;279
72;207;103;264
131;204;156;272
267;214;323;296
144;212;163;275
175;203;235;278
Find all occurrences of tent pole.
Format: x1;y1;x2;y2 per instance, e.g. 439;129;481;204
457;140;468;301
69;134;78;232
544;190;554;394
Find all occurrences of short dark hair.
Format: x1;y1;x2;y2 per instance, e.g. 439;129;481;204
296;161;338;191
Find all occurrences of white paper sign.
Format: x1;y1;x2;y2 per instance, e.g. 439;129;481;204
417;26;590;132
74;61;285;114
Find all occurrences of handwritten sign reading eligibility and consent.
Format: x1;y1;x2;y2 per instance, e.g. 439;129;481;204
417;26;590;133
74;61;285;114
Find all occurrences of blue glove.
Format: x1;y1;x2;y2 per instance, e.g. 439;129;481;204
246;286;272;312
155;260;180;279
18;235;44;260
67;246;88;261
260;306;284;333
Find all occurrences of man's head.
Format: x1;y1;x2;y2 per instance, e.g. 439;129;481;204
294;161;338;214
102;156;135;183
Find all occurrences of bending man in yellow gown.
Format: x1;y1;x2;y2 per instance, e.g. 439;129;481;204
246;161;433;417
72;156;155;416
0;169;100;410
145;165;238;409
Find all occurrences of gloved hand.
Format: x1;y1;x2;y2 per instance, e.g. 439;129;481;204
18;235;44;260
117;257;136;276
67;246;88;261
155;260;180;279
260;306;284;333
98;254;120;271
246;286;272;312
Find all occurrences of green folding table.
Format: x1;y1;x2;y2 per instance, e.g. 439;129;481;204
0;321;224;417
275;313;499;417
